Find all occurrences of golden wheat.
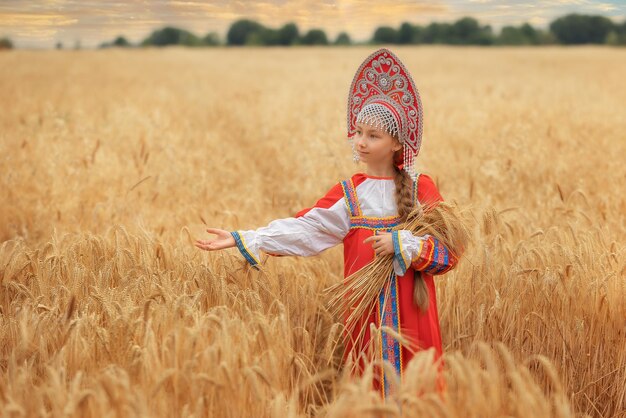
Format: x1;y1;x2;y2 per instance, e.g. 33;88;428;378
0;47;624;417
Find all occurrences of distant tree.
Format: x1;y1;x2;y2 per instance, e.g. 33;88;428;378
113;36;131;47
397;22;416;44
497;26;529;45
450;17;494;45
99;36;131;49
141;26;202;46
0;37;13;49
519;23;540;45
202;32;220;46
257;28;280;45
605;19;626;45
496;23;544;45
334;32;351;45
74;39;81;50
56;41;63;49
536;29;558;45
227;19;264;45
422;22;452;44
450;17;478;44
372;26;398;44
300;29;328;45
605;31;619;45
277;23;299;45
550;13;615;44
610;31;626;44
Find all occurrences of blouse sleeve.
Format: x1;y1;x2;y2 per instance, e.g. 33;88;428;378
230;182;350;270
390;174;461;277
391;231;460;277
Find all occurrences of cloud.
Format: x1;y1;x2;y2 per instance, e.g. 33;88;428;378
595;3;617;11
0;11;78;27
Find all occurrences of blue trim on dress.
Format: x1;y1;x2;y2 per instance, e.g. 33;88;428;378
230;231;260;270
391;230;408;276
433;240;450;274
378;271;402;399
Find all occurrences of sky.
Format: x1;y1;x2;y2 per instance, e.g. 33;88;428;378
1;0;625;49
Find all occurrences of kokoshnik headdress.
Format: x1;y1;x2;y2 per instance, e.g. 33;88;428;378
347;48;424;181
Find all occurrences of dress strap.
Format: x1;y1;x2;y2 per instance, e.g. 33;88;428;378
340;178;362;217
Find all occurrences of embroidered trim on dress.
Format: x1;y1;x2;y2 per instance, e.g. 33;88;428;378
340;178;362;217
378;271;403;399
351;216;400;231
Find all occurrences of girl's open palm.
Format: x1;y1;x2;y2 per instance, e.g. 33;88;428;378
195;228;235;251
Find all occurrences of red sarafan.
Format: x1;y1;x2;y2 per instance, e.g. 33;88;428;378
307;172;453;399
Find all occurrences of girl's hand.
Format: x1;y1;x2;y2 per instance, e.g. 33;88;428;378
195;228;235;251
363;231;394;257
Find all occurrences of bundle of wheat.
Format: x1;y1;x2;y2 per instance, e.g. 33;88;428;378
324;201;471;352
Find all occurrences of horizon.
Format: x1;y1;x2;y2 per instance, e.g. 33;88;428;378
1;0;625;50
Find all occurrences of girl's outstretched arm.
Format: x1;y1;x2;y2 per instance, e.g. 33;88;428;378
200;182;350;270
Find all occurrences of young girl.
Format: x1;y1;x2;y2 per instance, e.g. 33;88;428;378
195;48;461;399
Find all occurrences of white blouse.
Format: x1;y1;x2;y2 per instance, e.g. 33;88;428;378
230;176;447;277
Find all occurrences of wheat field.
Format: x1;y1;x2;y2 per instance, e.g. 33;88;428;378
0;46;625;417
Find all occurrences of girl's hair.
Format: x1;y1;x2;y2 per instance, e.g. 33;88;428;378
391;135;430;312
391;138;414;224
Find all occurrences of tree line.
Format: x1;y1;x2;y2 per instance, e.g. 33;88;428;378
1;13;624;50
101;14;626;48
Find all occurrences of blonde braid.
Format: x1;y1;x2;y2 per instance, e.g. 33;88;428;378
392;150;414;223
392;146;430;312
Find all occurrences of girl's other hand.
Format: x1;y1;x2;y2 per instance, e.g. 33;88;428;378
363;231;394;257
195;228;235;251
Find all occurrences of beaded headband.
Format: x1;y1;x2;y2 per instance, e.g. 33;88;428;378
347;48;424;180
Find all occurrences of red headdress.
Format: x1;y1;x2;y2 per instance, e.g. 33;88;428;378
346;48;424;180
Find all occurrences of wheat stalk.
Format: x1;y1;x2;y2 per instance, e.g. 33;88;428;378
323;201;471;353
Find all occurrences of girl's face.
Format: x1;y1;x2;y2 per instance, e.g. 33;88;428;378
354;121;402;167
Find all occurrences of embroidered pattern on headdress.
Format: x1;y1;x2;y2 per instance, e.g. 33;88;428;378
347;48;424;180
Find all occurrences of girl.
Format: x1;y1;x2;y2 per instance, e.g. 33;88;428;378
195;48;461;399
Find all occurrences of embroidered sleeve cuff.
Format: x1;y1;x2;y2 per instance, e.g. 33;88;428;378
230;231;261;270
410;235;457;275
391;230;417;277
